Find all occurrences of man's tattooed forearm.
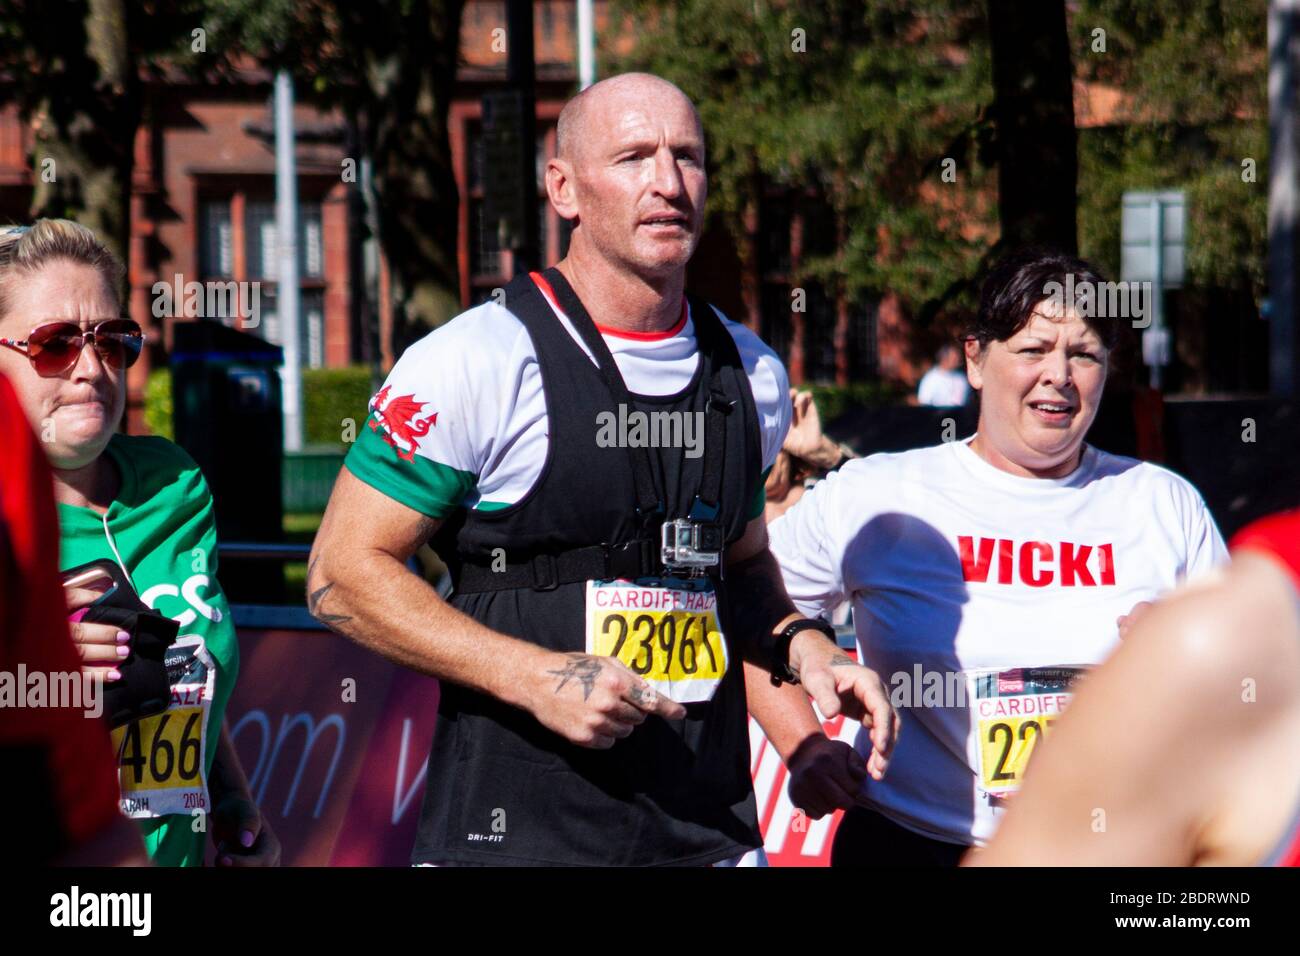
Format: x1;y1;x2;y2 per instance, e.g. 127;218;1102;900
547;653;604;700
307;556;353;626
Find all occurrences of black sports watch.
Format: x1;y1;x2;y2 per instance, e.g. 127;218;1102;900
770;617;838;687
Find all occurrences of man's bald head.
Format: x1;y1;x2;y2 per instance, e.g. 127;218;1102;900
546;71;707;282
556;72;702;163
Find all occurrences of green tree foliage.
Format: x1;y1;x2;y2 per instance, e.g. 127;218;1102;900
0;1;209;267
611;0;1266;348
2;0;466;350
609;0;996;320
205;0;466;349
1071;0;1267;299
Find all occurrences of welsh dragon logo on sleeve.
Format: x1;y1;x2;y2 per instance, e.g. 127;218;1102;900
368;384;437;461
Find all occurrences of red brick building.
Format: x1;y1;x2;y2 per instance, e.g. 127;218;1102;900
0;1;600;432
0;75;356;432
0;1;1207;433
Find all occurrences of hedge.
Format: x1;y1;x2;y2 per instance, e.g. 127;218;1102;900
805;381;909;424
143;364;905;447
143;367;174;440
144;364;377;450
301;366;375;449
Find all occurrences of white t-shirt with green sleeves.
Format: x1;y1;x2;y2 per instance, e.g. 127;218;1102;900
345;294;792;520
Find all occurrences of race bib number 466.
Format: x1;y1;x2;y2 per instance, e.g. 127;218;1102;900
115;707;205;808
111;634;214;819
585;579;729;704
968;666;1087;796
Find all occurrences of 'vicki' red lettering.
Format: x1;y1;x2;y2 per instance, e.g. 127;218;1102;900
957;536;1117;586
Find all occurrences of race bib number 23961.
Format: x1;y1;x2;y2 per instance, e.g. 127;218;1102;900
585;579;729;704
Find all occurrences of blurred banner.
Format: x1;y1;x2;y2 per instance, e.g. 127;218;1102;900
221;626;854;866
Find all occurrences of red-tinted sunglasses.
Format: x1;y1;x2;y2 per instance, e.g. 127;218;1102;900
0;318;145;377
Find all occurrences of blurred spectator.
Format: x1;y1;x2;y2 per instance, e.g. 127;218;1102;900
0;220;276;867
917;343;971;407
765;389;857;523
0;371;146;865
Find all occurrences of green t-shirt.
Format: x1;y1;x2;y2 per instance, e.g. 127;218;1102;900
57;434;239;867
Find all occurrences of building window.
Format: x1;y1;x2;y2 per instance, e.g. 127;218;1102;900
302;288;325;368
200;201;233;278
760;283;792;367
469;198;502;279
803;283;836;382
466;123;485;192
761;196;792;278
244;201;324;280
462;119;566;301
541;1;555;43
849;295;879;379
303;216;323;277
254;286;326;369
803;198;835;259
198;194;327;368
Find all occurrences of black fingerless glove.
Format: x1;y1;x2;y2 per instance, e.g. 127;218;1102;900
61;559;180;729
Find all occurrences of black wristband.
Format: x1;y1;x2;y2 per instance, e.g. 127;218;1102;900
828;442;856;472
769;617;837;686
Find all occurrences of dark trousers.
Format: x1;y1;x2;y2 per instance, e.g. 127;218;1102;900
831;806;970;867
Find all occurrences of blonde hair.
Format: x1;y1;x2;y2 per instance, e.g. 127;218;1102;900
0;219;125;320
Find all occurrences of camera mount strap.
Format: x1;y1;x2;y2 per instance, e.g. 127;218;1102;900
539;266;671;523
453;269;739;594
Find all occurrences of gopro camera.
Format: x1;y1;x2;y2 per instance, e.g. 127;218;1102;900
661;518;723;576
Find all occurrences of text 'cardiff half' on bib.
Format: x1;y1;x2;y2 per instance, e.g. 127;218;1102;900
111;634;216;819
585;577;729;704
966;665;1088;796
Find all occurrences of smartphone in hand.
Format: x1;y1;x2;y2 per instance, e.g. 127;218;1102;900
62;564;119;622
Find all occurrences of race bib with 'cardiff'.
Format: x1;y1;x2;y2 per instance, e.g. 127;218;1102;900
585;578;729;704
111;634;215;819
967;665;1088;796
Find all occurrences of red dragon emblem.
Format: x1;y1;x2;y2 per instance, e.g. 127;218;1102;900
368;384;437;461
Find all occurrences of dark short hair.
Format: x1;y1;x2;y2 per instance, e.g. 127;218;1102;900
966;247;1121;351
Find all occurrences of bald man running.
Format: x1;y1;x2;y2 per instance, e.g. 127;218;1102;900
309;72;898;866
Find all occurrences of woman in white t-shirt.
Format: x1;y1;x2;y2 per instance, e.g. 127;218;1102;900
767;247;1228;865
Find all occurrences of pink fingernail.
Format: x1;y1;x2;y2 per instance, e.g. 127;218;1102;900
116;630;130;644
106;669;122;682
116;645;130;658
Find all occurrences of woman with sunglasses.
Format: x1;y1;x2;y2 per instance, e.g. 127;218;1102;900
0;220;277;867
